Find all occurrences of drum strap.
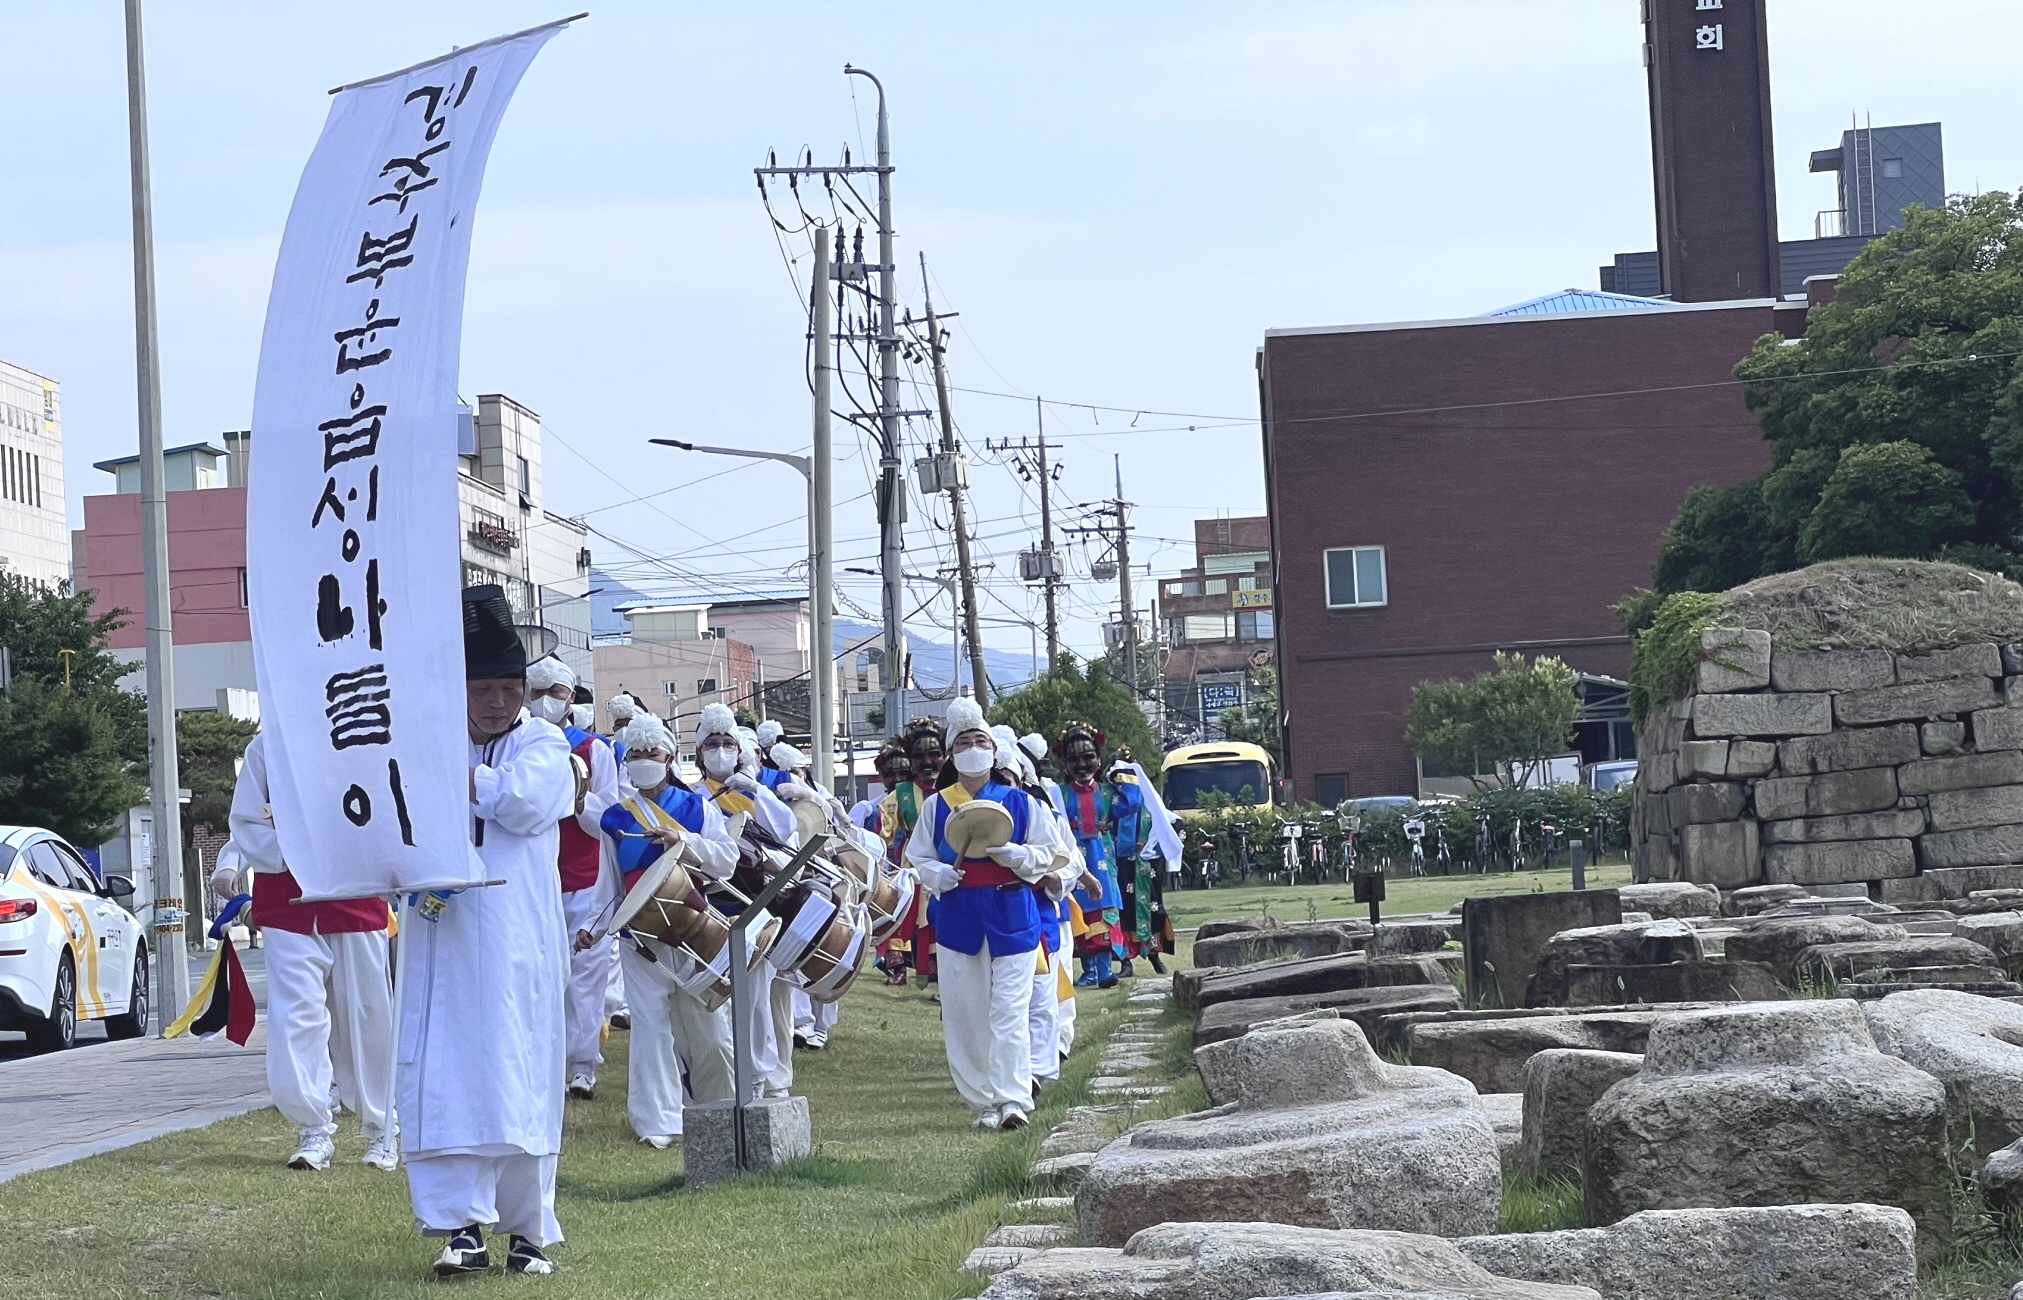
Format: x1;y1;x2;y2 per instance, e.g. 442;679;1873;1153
622;794;681;834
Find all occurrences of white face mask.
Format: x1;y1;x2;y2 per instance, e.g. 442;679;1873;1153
701;747;737;778
528;695;570;724
626;758;668;789
952;746;996;777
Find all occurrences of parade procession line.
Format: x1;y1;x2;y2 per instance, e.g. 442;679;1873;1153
0;972;1141;1300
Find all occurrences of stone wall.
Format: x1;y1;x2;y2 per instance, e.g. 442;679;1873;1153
1632;629;2023;899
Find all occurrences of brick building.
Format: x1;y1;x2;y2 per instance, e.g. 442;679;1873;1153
1155;516;1276;742
1260;295;1803;801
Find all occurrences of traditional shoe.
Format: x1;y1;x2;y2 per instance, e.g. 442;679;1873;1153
567;1074;596;1101
432;1227;489;1277
972;1110;1002;1130
639;1134;674;1149
361;1134;399;1172
1098;977;1119;989
1119;959;1135;978
998;1106;1030;1131
506;1236;556;1276
287;1129;334;1171
608;1011;631;1031
1073;973;1100;988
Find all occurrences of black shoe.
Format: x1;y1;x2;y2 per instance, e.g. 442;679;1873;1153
608;1012;631;1031
432;1227;489;1277
1149;952;1167;974
1119;959;1135;978
507;1236;555;1276
1098;977;1119;989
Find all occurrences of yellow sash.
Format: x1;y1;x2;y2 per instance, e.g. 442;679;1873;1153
623;793;682;833
705;778;755;816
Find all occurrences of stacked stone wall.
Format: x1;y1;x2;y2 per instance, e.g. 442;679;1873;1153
1632;629;2023;899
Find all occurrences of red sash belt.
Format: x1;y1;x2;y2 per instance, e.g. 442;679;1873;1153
955;857;1020;887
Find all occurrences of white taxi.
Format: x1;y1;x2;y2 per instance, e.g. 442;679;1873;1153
0;826;149;1052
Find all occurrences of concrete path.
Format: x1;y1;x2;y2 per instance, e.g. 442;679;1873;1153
0;948;273;1183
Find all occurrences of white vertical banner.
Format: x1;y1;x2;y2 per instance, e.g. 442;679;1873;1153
248;19;573;899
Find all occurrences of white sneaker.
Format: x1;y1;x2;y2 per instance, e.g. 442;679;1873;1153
567;1073;596;1100
361;1134;399;1171
287;1129;335;1171
639;1134;674;1149
998;1105;1030;1131
972;1110;1002;1130
805;1031;828;1050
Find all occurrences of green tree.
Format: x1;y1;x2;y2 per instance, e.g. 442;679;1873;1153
178;710;258;840
1403;652;1580;790
0;574;147;845
1216;666;1281;766
1652;191;2023;593
990;654;1163;779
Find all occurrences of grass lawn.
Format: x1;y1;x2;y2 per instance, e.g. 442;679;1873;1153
1162;862;1636;936
0;974;1148;1300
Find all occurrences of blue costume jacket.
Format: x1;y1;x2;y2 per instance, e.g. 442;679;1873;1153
599;783;710;888
925;781;1043;959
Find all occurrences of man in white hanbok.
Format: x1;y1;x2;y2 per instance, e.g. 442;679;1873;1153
399;586;575;1278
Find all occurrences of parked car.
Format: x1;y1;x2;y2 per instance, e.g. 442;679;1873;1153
0;826;148;1052
1586;760;1639;792
1345;795;1418;813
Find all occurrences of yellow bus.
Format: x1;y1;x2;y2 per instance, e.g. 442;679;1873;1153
1161;741;1276;822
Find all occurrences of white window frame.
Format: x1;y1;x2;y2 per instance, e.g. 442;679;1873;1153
664;680;681;697
1323;545;1388;610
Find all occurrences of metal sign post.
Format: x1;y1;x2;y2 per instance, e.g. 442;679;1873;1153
725;834;827;1171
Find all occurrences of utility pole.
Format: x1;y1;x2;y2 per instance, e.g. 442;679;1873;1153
125;0;190;1028
809;226;835;789
920;261;989;703
1036;399;1059;666
1114;454;1138;697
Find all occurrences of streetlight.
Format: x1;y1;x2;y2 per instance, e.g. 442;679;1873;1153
847;567;962;694
651;437;833;790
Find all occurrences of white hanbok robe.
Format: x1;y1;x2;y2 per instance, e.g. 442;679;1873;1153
398;712;573;1242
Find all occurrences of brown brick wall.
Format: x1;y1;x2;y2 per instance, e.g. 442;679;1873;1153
1261;302;1784;800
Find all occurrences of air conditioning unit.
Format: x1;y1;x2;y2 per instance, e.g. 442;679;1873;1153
913;451;971;496
1019;549;1065;582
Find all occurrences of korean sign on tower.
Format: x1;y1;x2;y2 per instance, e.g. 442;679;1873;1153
1643;0;1780;303
247;19;572;899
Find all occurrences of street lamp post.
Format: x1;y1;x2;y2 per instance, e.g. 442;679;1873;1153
650;439;833;791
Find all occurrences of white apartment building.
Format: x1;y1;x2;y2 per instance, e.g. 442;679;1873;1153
458;394;595;689
0;359;65;587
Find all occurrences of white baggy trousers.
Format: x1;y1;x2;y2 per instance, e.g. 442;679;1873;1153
620;939;735;1139
936;943;1036;1115
562;888;615;1079
1054;918;1077;1056
407;1151;560;1244
263;926;394;1141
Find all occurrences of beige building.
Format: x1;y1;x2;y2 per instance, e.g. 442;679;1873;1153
0;359;65;587
593;602;755;742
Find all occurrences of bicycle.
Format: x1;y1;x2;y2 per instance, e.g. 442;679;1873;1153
1538;819;1559;871
1508;817;1525;872
1277;818;1303;887
1306;814;1333;885
1403;814;1427;877
1432;818;1453;874
1474;812;1493;873
1230;820;1254;884
1337;811;1361;880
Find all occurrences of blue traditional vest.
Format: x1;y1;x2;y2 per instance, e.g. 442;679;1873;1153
925;781;1042;958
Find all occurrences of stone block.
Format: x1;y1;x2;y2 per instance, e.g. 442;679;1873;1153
1896;643;2002;683
1643;832;1679;883
682;1096;811;1186
1920;824;2023;870
1866;989;2023;1155
2005;644;2023;677
1796;936;2003;985
1582;1001;1952;1253
1617;881;1719;920
1195;914;1282;942
1900;750;2023;796
1458;1204;1918;1300
1191;984;1462;1049
1697;627;1772;693
1665;782;1747;827
1193;1037;1241;1106
1761;808;1925;844
1972;705;2023;753
1927;784;2023;832
1677;820;1760;889
1923;720;1968;754
1562;961;1789;1006
1754;767;1898;821
1677;739;1729;781
1641;790;1672;839
1190;952;1452;1012
1462;891;1623;1012
1404;1008;1687;1094
1692;692;1832;738
1516;1048;1642;1180
1723;916;1910;985
1075;1021;1503;1246
1644;748;1678;794
977;1221;1603;1300
1883;865;2023;902
1771;647;1896;692
1728;740;1777;777
1530;921;1704;1007
1953;911;2023;967
1835;677;2003;726
1722;883;1811;917
1775;724;1920;776
1480;1091;1525;1171
1763;839;1917;886
1192;924;1367;970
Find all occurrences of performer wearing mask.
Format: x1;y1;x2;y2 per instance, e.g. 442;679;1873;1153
401;586;575;1278
879;717;946;984
995;726;1074;1098
1019;731;1081;1058
526;654;621;1101
866;740;914;985
1053;724;1140;989
903;697;1058;1130
598;713;742;1146
215;732;396;1174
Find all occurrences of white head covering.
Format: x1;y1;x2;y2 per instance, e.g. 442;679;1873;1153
945;695;989;742
1019;733;1048;763
769;741;808;772
569;704;595;730
526;655;575;692
695;702;738;746
608;693;640;723
757;720;784;749
621;713;676;755
1116;758;1185;867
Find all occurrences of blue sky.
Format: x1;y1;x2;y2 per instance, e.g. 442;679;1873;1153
2;1;2018;660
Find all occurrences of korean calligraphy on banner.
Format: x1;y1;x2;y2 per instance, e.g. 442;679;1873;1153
247;18;573;900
